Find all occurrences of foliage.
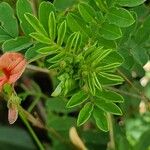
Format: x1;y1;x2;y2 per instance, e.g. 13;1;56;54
0;0;150;150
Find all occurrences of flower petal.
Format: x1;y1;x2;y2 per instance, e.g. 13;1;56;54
0;76;7;91
0;52;27;89
8;106;18;124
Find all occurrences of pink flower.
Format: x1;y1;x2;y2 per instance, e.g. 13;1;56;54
0;52;27;91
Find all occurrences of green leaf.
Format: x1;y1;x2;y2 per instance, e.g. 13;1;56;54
57;21;66;46
65;32;81;52
0;27;11;42
96;90;124;103
93;107;109;132
67;13;90;39
37;45;59;54
97;74;123;86
65;32;77;51
92;72;102;91
117;135;132;150
96;63;122;72
53;0;76;10
25;13;48;36
16;0;34;35
107;7;135;27
134;129;150;150
66;91;88;108
95;98;122;115
130;46;148;66
131;14;150;44
98;37;117;49
118;48;134;70
47;116;76;132
105;0;116;8
97;51;123;69
46;97;65;112
51;82;62;97
39;1;55;32
47;52;64;63
46;97;75;113
83;44;96;59
30;32;51;44
99;22;122;40
86;46;103;63
82;130;109;145
91;49;113;67
73;32;82;53
87;73;96;95
77;102;93;126
95;0;108;13
95;51;123;72
78;2;97;23
98;72;124;82
63;78;75;96
25;43;45;60
96;11;105;22
0;126;36;150
0;2;18;37
48;12;57;41
117;0;146;7
2;36;32;52
48;63;59;69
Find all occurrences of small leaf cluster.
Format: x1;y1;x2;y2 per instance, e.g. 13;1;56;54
67;1;135;42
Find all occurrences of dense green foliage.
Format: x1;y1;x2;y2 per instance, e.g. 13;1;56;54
0;0;150;150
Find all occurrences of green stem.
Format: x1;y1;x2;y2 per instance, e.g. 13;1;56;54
107;114;115;150
117;69;140;94
117;69;149;102
28;96;40;112
19;111;45;150
31;0;39;16
26;64;50;73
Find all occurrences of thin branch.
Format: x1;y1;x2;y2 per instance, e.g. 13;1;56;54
26;64;50;73
30;0;38;16
117;69;141;94
36;101;47;122
117;69;149;102
28;96;40;112
19;106;65;142
19;110;45;150
26;64;57;76
2;92;66;143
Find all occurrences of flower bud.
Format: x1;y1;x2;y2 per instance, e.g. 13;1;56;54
8;104;18;124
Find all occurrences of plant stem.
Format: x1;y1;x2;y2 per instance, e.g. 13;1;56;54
117;69;149;101
26;64;57;75
117;69;140;94
19;111;45;150
26;64;50;73
2;92;66;144
28;96;40;112
19;106;65;142
107;114;115;150
30;0;38;16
